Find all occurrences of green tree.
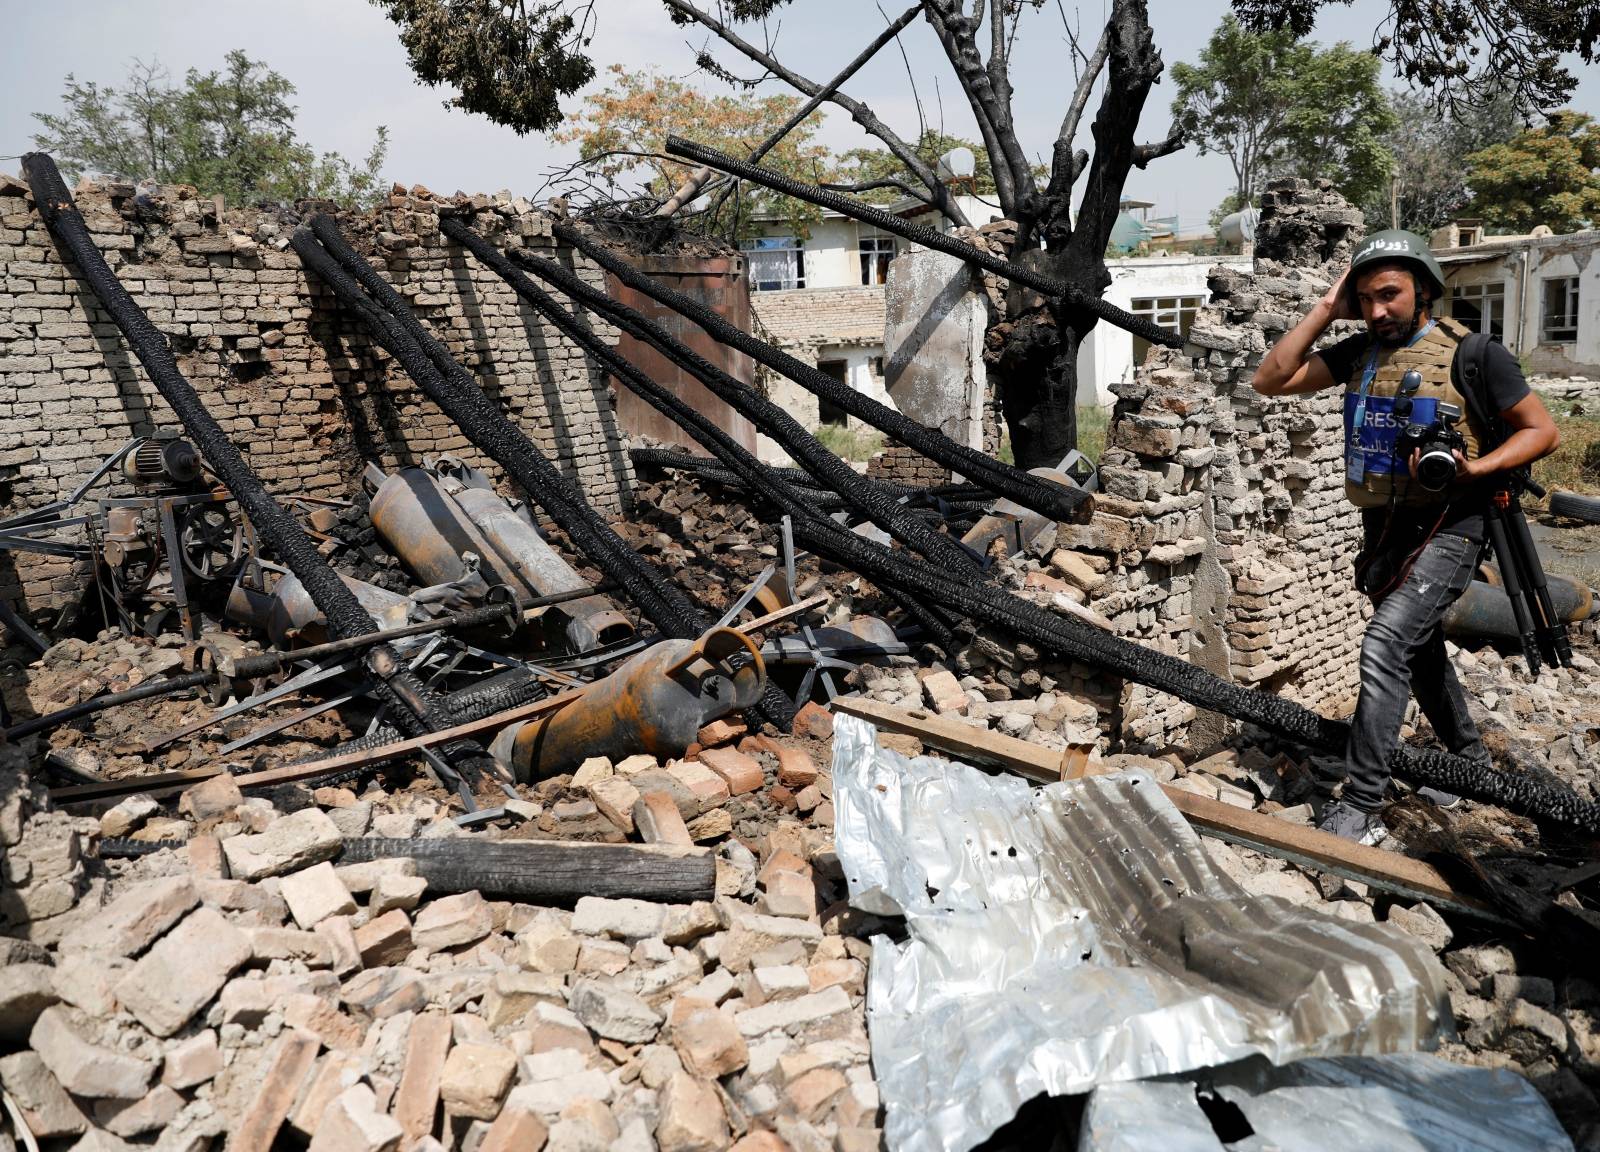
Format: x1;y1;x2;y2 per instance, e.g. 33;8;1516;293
550;65;833;240
32;51;388;208
374;0;596;135
1357;88;1526;232
1233;0;1599;113
832;131;997;205
1170;16;1299;208
1465;111;1600;233
1268;41;1397;205
1173;18;1396;211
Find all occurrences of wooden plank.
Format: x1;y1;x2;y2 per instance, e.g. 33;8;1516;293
338;838;716;906
1160;786;1481;915
738;593;829;634
830;696;1493;918
831;696;1066;784
51;686;586;805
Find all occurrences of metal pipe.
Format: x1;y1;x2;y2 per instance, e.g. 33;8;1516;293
366;465;633;652
449;486;634;650
2;670;210;743
489;627;766;782
557;223;1091;523
661;136;1183;349
0;598;534;745
1443;575;1594;644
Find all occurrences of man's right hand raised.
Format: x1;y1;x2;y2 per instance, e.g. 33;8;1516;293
1320;268;1358;322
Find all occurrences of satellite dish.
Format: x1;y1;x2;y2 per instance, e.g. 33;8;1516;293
937;147;976;183
1531;225;1553;238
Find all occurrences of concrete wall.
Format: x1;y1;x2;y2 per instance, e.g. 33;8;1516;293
881;249;986;452
1076;255;1254;407
0;178;630;619
1440;232;1600;375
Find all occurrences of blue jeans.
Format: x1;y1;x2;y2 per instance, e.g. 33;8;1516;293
1344;531;1489;811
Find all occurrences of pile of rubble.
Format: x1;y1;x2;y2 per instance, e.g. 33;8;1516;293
0;651;886;1152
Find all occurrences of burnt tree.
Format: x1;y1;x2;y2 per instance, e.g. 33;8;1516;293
656;0;1180;469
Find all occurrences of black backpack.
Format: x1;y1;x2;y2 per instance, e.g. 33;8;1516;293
1450;331;1514;456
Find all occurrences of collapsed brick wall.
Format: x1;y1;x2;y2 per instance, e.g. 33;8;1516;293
0;180;630;619
1069;179;1370;749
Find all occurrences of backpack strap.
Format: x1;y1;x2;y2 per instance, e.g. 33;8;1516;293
1451;331;1508;451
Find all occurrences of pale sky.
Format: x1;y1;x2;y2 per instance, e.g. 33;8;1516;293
3;0;1596;235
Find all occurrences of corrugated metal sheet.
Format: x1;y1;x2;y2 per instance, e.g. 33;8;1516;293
831;715;1454;1152
1081;1052;1572;1151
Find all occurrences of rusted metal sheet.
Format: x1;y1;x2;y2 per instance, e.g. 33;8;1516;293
604;255;758;456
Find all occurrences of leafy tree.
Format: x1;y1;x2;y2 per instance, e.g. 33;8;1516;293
1357;88;1526;232
832;131;997;204
1170;16;1299;208
1267;41;1397;205
1465;111;1600;233
550;65;833;239
33;52;388;208
384;0;1600;463
373;0;596;136
1173;18;1396;210
1233;0;1599;113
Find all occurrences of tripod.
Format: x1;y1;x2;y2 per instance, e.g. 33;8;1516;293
1483;474;1573;678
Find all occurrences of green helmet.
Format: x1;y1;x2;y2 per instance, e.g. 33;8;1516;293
1347;229;1445;303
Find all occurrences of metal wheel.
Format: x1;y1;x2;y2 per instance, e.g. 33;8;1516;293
178;503;244;580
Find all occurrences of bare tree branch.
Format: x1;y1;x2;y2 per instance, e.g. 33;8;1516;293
921;0;1023;214
1054;23;1111;153
657;0;971;226
820;176;923;197
657;1;924;218
1132;127;1184;168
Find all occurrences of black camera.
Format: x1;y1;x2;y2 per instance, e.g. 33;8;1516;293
1394;399;1466;491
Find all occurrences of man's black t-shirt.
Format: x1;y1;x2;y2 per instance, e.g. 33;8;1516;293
1315;330;1530;542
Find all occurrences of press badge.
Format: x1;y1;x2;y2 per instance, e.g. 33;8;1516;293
1346;396;1368;482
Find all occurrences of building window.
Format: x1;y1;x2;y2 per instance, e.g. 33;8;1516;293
1129;294;1205;367
869;356;884;377
1543;276;1580;343
860;236;896;285
1449;281;1505;340
742;236;805;291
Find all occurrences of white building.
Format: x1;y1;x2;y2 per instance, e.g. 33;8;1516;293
741;193;1000;427
740;195;1250;423
1432;222;1600;376
1075;254;1252;406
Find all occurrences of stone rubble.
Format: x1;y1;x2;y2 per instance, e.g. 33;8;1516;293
0;681;883;1152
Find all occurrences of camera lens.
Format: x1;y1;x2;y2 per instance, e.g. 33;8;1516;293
1416;448;1457;491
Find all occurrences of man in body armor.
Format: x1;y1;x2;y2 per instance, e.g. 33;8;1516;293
1252;230;1560;844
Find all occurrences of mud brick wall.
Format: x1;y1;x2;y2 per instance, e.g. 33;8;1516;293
1072;179;1371;750
0;179;630;619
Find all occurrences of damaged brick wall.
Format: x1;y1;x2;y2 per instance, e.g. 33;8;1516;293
0;180;631;618
1070;179;1370;749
